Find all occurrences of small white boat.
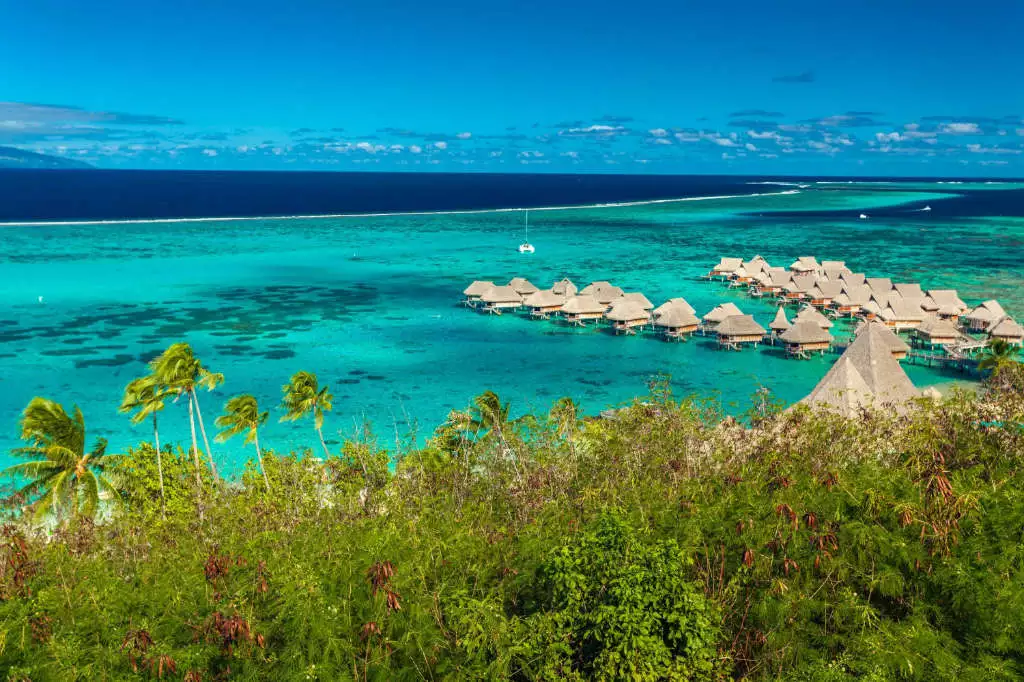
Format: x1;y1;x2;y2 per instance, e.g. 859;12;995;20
859;213;868;219
920;205;932;212
518;210;535;253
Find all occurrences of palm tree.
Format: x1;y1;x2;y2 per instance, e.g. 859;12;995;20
461;390;523;480
119;376;172;511
3;398;120;523
549;397;581;460
979;338;1019;373
215;394;270;491
280;371;334;458
149;343;224;483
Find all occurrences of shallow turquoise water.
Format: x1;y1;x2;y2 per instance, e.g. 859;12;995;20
1;185;1020;472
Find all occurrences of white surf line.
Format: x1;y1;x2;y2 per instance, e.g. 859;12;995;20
0;189;800;227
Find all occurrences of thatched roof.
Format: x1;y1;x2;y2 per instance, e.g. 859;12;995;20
622;292;654;310
820;260;846;270
552;278;578;297
794;306;834;329
606;300;651;323
480;285;523;304
715;314;766;337
654;307;699;329
923;289;967;313
581;281;625;304
811;281;843;299
835;285;871;306
821;267;850;283
769;307;791;331
464;280;496;296
742;259;767;275
989;316;1024;339
916;315;960;339
712;257;743;272
523;289;565;308
784;274;817;293
879;299;926;323
841;272;866;286
866;278;893;296
966;300;1006;323
893;283;924;300
790;256;820;272
862;300;882;316
653;297;696;317
508;277;539;295
561;295;608;315
854;320;910;355
703;302;744;324
801;321;918;416
781;320;832;345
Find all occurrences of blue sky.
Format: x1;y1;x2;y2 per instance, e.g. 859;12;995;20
2;0;1023;175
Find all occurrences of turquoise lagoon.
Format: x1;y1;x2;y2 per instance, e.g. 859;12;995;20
1;183;1021;472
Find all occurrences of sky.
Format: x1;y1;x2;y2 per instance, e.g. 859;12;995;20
2;0;1024;176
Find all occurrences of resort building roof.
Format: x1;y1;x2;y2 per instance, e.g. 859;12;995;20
703;302;744;323
508;277;539;295
715;314;767;337
893;283;925;300
523;289;565;308
712;258;743;273
966;300;1006;324
653;297;696;316
561;295;607;315
784;274;817;293
835;285;871;306
551;278;578;297
866;278;894;296
605;300;651;322
790;256;820;272
811;281;844;299
769;307;791;331
781;320;832;345
622;292;654;309
820;260;847;271
464;280;496;296
854;319;911;355
479;285;523;304
794;305;834;329
922;289;967;313
840;272;867;286
916;315;961;339
654;307;700;329
989;316;1024;340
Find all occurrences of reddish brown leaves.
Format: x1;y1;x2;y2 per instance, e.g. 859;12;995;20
29;613;52;643
1;525;37;599
742;548;754;568
368;560;402;612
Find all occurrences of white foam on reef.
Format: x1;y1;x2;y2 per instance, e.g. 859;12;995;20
0;190;800;227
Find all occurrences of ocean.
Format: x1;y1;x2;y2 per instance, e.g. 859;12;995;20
1;170;1022;473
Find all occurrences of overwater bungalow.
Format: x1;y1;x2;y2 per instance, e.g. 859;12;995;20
508;277;539;296
708;257;743;278
523;289;566;318
808;281;843;307
861;299;882;321
921;289;967;317
988;316;1024;346
840;272;867;287
800;321;919;417
478;285;524;314
856;320;911;359
702;302;744;329
782;274;817;302
794;305;834;330
551;278;578;298
913;315;961;347
654;307;700;340
743;257;769;276
621;292;654;310
769;307;791;336
877;298;926;331
820;260;847;271
964;300;1006;331
866;277;894;298
560;295;608;325
833;285;871;316
463;280;496;306
605;300;652;334
653;297;696;317
820;267;850;283
789;256;820;274
580;281;625;304
729;265;755;286
715;315;766;349
753;268;791;296
779;320;832;356
892;283;925;301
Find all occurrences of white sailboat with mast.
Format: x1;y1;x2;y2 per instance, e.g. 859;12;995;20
518;210;535;253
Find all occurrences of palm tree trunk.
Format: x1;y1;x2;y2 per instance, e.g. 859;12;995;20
187;395;202;487
316;425;331;459
253;429;271;491
153;413;166;515
191;390;220;482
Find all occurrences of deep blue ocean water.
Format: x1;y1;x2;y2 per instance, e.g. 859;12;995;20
0;171;1022;475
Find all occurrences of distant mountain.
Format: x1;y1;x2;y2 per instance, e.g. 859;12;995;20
0;146;93;169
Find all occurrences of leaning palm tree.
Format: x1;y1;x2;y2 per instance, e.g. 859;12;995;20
120;376;172;511
3;398;120;523
979;338;1019;373
149;343;223;483
280;371;334;458
215;394;270;491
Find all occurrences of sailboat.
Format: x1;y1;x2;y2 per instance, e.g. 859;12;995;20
518;210;535;253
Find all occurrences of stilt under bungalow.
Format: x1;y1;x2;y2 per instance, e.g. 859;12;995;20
715;315;766;349
478;285;524;315
560;295;608;326
780;320;832;357
462;280;496;306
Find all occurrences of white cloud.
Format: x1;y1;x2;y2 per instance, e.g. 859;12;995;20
409;144;422;154
562;124;625;136
649;128;668;137
456;132;472;139
236;145;249;153
939;122;981;134
711;137;738;147
202;149;218;157
433;141;447;150
876;132;903;143
745;143;757;151
654;138;672;145
966;143;1021;155
389;144;404;152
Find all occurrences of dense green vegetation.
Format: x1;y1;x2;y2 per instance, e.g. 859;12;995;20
1;343;1023;680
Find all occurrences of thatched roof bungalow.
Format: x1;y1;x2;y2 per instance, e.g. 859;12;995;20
622;292;654;310
780;320;832;356
769;307;791;334
560;295;608;325
754;268;791;296
709;258;743;277
605;300;651;334
463;280;496;305
794;305;834;330
855;320;911;359
840;272;867;287
702;302;744;328
551;278;578;298
790;256;820;274
800;321;918;417
523;289;566;318
965;300;1006;331
833;285;871;316
479;285;524;314
782;274;817;301
715;315;766;348
866;277;894;298
654;307;700;340
988;316;1024;346
892;283;925;300
913;315;961;347
922;289;967;317
808;281;843;307
580;281;625;304
653;297;696;317
877;298;926;331
508;277;540;296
